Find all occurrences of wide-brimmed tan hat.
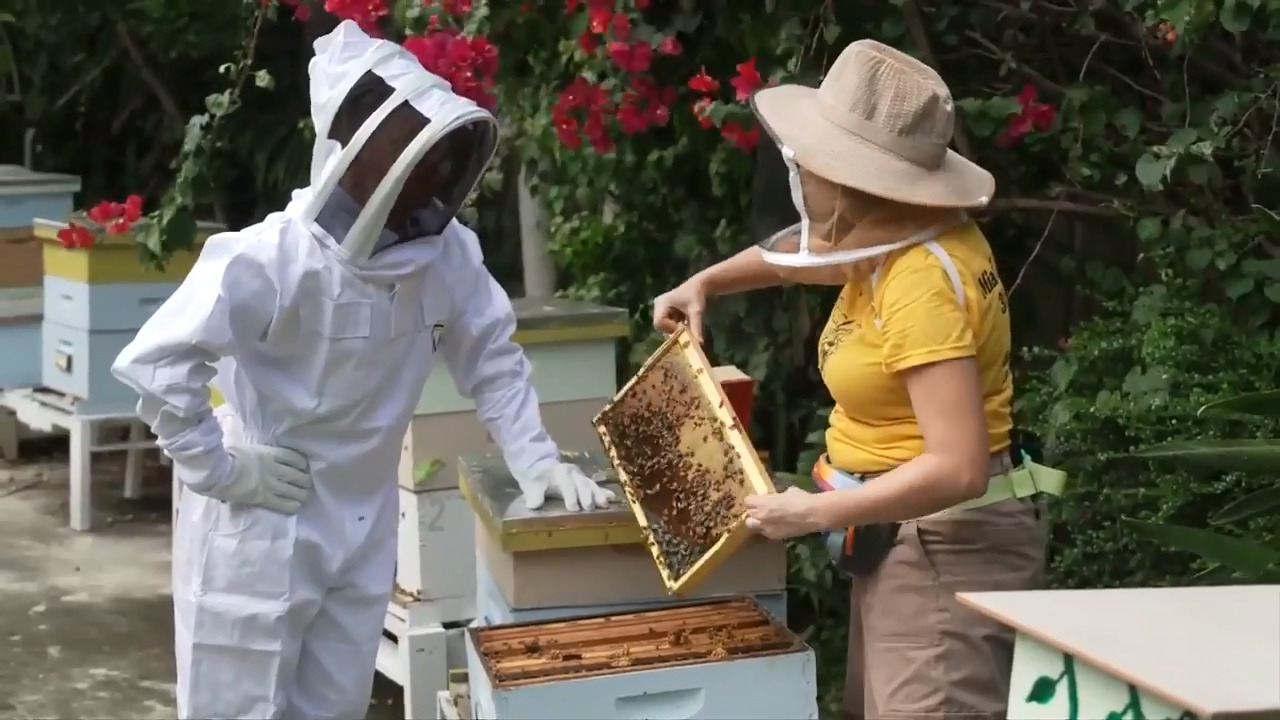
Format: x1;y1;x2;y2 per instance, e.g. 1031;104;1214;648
751;39;995;209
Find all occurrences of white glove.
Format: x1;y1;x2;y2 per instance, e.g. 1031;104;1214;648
523;462;616;512
202;444;313;515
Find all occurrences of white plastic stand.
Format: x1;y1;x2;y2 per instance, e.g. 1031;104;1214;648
377;598;467;720
0;388;153;531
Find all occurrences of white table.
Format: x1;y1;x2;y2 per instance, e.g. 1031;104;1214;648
958;585;1280;720
1;388;157;531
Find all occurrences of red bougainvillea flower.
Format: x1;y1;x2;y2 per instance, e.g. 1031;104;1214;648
122;194;144;222
587;2;612;33
56;223;95;250
634;0;650;8
404;31;499;110
688;68;719;94
565;0;579;13
721;120;760;152
617;95;649;135
578;31;598;54
86;201;121;226
610;13;631;41
325;0;389;35
583;111;614;154
84;194;144;231
607;40;652;73
996;83;1056;147
730;58;763;102
657;36;682;56
691;97;715;129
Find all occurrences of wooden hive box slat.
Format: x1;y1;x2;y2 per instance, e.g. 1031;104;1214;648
592;325;775;596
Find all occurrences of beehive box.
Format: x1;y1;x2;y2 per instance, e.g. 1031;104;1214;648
594;326;774;595
33;218;220;414
465;598;817;720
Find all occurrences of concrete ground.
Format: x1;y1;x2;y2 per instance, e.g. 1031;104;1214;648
0;437;404;719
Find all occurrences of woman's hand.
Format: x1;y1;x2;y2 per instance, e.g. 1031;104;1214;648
653;277;709;343
744;486;825;540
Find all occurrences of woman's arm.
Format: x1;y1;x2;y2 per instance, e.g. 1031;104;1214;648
812;356;990;529
693;245;789;297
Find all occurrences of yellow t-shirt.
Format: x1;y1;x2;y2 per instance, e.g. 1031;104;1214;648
820;221;1012;472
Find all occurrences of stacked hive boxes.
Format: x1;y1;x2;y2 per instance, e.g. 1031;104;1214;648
32;219;219;414
394;298;629;624
462;451;788;627
0;166;79;389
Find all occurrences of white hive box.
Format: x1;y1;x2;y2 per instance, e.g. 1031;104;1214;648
459;450;788;622
958;585;1280;720
465;598;818;720
0;166;79;389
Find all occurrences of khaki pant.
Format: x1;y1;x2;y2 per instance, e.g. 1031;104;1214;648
843;498;1047;719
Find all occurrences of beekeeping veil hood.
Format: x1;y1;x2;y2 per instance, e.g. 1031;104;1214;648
747;39;994;285
302;20;498;263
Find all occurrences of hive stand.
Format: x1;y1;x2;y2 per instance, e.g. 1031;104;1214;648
379;298;628;720
958;585;1280;720
0;388;155;531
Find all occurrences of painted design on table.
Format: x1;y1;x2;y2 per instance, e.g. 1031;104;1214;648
1023;652;1196;720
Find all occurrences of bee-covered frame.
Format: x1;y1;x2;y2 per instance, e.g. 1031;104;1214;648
592;324;776;595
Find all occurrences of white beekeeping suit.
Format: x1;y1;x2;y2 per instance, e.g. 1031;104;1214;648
112;20;614;720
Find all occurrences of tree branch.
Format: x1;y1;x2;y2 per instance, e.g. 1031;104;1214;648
987;198;1122;217
113;19;184;130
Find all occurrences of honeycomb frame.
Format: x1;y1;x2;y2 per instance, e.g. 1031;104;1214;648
592;325;775;595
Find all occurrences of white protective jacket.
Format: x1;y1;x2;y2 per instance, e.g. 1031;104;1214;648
111;21;570;719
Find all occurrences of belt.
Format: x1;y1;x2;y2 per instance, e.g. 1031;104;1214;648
813;451;1067;517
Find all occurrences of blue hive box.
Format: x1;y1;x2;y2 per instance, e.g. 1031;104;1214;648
0;165;80;389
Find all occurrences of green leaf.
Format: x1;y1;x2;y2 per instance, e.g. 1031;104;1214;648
1199;390;1280;419
1225;275;1255;299
1185;247;1212;271
1025;675;1057;704
1135;154;1171;190
1265;283;1280;303
1122;519;1280;576
1136;217;1163;241
822;22;841;44
1213;486;1280;525
1113;107;1142;139
1133;438;1280;474
1219;0;1254;32
1169;127;1198;150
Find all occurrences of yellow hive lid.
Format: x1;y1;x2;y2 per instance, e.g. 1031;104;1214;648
593;325;776;596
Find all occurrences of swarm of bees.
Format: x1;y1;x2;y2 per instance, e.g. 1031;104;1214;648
596;350;749;581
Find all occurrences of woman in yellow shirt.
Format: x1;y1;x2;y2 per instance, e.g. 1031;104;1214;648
655;41;1062;719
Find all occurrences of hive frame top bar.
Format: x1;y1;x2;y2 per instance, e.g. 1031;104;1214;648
593;324;776;596
468;596;806;688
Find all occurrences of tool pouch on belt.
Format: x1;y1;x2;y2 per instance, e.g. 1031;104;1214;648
812;460;898;578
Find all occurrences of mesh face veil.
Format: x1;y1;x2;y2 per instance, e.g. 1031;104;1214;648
755;144;964;284
303;21;498;262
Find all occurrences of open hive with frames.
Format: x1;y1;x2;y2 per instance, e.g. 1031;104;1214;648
592;325;774;595
471;597;800;687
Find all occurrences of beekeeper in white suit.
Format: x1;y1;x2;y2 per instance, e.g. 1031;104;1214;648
111;20;615;720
